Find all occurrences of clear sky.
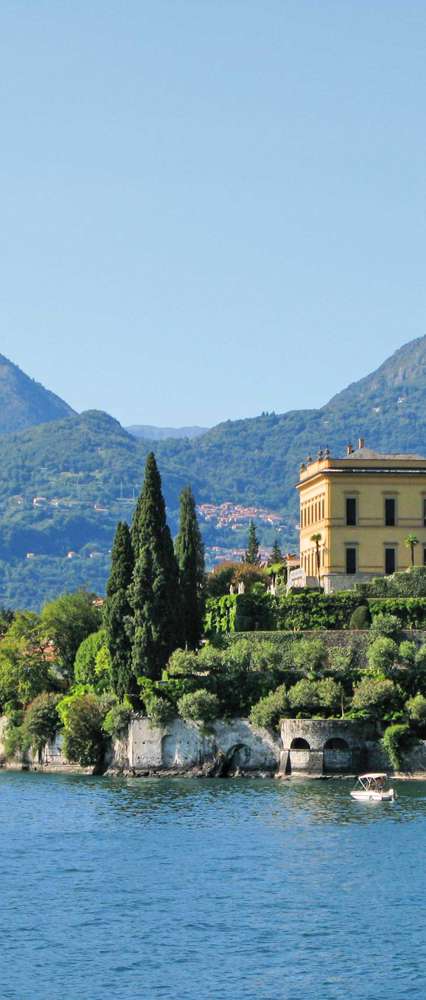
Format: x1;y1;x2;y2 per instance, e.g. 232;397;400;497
1;1;426;427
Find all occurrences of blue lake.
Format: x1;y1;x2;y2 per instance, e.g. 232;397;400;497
0;771;425;999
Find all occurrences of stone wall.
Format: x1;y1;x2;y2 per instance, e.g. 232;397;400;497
280;718;378;776
110;716;282;775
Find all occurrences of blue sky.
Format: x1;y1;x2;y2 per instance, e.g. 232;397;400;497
1;1;426;426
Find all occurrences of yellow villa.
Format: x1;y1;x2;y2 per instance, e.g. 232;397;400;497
292;439;426;593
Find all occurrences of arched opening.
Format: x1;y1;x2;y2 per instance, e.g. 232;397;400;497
323;736;351;773
221;743;251;776
290;737;310;750
323;737;348;751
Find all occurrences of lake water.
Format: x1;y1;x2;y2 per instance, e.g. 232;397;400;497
0;772;425;1000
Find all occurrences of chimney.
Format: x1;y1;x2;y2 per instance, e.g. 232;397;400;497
346;443;353;455
358;437;365;450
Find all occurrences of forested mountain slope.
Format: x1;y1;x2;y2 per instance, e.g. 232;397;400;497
0;353;74;433
0;335;425;608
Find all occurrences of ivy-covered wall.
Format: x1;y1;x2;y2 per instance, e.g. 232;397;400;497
204;592;426;635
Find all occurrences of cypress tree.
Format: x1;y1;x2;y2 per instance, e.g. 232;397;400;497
175;486;205;649
129;452;182;680
270;538;282;563
104;521;134;700
245;520;260;565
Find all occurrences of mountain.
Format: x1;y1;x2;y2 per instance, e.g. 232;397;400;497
0;354;75;433
126;424;208;441
0;335;424;608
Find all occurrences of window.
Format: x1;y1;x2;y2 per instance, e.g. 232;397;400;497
423;547;426;567
385;498;396;526
423;498;426;527
346;547;356;574
385;548;396;575
346;497;357;526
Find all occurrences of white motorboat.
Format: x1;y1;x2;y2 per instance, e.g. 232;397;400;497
350;773;396;802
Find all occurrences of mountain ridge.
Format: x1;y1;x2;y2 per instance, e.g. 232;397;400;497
0;335;425;608
0;353;75;434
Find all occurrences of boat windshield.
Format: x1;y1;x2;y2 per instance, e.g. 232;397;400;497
357;774;386;790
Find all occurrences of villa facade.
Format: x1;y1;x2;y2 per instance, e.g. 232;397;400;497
293;439;426;593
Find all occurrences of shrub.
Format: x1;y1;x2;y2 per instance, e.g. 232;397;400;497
370;613;401;639
23;692;61;756
381;723;411;770
74;629;107;687
58;692;106;768
177;689;219;723
145;695;173;727
349;605;371;629
288;679;320;716
368;599;426;629
316;677;342;715
276;592;359;631
405;693;426;726
398;641;416;665
102;699;132;737
3;719;30;759
292;638;327;677
367;637;398;677
351;677;400;719
249;686;287;730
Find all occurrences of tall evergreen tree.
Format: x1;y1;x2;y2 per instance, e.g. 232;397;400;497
104;521;134;700
129;452;182;680
175;487;205;649
270;538;283;563
245;520;260;565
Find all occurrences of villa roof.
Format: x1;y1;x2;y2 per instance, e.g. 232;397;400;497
342;447;425;460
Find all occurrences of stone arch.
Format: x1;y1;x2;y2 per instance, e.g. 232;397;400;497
323;737;349;751
222;743;252;775
323;736;351;773
290;737;310;750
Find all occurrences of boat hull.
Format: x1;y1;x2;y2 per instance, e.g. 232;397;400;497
350;789;395;802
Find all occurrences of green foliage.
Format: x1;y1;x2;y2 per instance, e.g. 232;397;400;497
129;452;183;681
368;599;426;629
0;636;51;711
175;487;205;649
287;677;342;717
245;521;260;565
370;613;401;640
177;689;220;723
23;692;62;755
288;679;320;716
357;567;426;598
58;691;106;768
399;640;417;665
351;677;400;719
349;605;371;629
367;637;399;677
277;592;360;630
145;694;173;726
204;592;276;636
381;723;411;770
3;719;30;759
206;563;239;598
249;685;288;730
104;521;134;700
1;339;426;609
74;629;107;688
102;699;132;737
292;638;327;677
405;693;426;726
40;590;102;682
270;539;282;563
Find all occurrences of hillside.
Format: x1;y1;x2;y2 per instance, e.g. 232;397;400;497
0;354;74;433
0;335;425;608
127;424;208;440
